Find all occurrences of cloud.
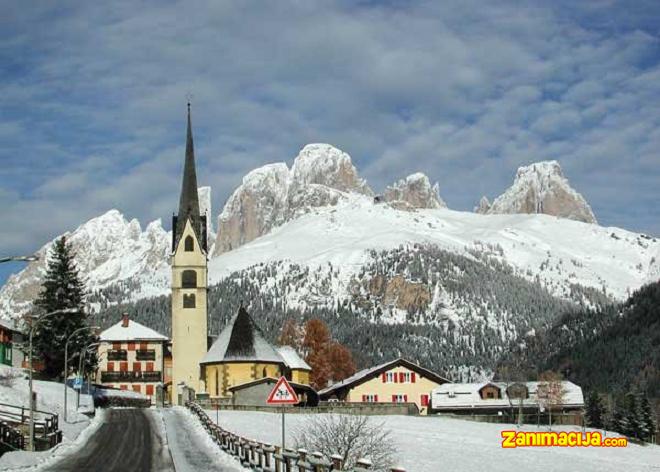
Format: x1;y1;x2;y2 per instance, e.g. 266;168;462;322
0;0;659;273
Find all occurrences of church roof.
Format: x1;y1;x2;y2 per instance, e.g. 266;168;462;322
173;104;205;252
201;307;283;364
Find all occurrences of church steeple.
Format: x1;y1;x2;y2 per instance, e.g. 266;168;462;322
173;103;207;252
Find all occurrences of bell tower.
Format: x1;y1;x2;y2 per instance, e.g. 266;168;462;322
171;103;208;401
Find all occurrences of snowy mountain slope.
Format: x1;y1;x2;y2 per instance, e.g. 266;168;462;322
2;192;657;326
209;193;657;300
483;161;597;223
0;210;171;321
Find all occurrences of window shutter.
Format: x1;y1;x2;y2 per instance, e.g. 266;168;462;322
375;394;378;402
146;362;154;372
421;394;429;406
393;373;398;383
133;362;141;371
411;373;416;383
392;395;397;403
399;372;405;383
107;362;114;372
382;373;387;383
362;394;366;402
404;394;408;402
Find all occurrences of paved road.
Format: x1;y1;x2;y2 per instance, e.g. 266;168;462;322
49;408;175;472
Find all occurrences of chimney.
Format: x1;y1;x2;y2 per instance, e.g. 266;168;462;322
121;313;129;328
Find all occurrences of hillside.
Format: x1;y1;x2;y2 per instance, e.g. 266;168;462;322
502;280;660;398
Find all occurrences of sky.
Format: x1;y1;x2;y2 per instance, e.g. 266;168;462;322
1;0;659;286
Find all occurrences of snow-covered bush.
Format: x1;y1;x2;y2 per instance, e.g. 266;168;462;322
292;414;396;471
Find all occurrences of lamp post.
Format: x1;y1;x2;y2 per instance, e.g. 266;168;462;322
27;307;77;451
77;342;100;409
64;326;99;422
0;255;39;264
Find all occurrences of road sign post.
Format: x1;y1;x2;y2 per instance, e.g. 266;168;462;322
266;377;299;450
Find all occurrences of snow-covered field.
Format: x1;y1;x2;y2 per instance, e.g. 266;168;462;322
205;409;660;472
0;365;97;470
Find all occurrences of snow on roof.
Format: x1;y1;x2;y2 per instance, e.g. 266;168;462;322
319;358;450;396
431;381;584;409
277;346;311;370
201;307;282;364
99;318;168;342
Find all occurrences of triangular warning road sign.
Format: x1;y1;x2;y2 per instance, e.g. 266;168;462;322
266;376;299;405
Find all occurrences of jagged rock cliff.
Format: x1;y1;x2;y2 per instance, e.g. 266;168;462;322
214;144;372;255
383;173;446;209
485;161;597;223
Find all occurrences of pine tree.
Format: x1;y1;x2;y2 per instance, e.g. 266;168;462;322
623;393;640;438
31;237;98;379
585;391;605;429
637;395;656;442
608;396;626;435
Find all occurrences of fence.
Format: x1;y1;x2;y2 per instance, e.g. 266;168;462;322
436;411;583;426
195;399;417;416
186;402;405;472
0;401;62;453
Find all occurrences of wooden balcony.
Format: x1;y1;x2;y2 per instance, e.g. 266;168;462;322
107;350;127;361
135;350;156;361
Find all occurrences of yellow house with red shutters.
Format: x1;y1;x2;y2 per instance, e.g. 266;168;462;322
318;358;451;415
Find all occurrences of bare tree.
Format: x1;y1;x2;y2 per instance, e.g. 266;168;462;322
293;414;396;471
537;370;565;430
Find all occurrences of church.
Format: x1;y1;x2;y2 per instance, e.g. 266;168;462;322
170;105;310;404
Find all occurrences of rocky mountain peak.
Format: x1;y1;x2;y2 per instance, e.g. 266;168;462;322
474;196;491;214
289;143;372;195
485;160;597;224
214;144;373;256
383;172;447;209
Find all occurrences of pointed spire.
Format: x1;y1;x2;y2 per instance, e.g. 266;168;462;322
173;103;205;252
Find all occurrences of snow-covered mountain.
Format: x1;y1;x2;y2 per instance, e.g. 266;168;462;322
0;210;171;320
214;143;371;255
2;151;657;338
383;173;446;210
478;161;597;224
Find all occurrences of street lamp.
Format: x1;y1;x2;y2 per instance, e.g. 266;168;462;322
77;342;101;409
0;255;39;264
27;307;77;451
64;326;99;422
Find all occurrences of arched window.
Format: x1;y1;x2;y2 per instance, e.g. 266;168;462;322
182;270;197;288
184;235;194;252
262;367;267;378
183;294;196;308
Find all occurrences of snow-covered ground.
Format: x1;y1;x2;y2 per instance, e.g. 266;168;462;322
205;409;660;472
161;407;246;472
0;365;97;470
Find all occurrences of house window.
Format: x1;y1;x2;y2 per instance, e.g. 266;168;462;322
400;372;414;383
185;236;194;252
146;385;154;396
262;367;267;378
107;362;115;372
362;394;378;402
183;294;196;308
383;372;397;383
6;349;11;361
120;362;128;372
391;394;407;403
182;270;197;288
487;392;494;399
